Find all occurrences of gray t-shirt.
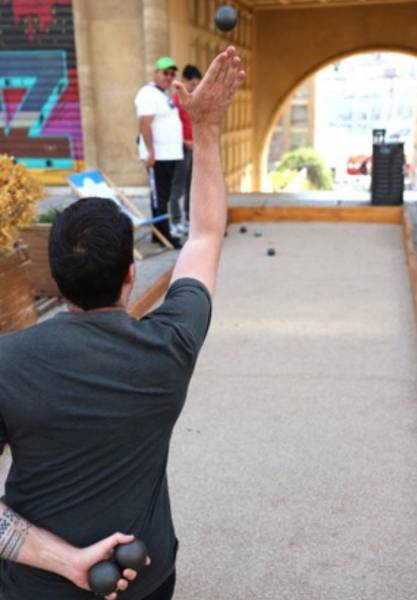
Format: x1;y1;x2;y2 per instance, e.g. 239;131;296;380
0;278;211;599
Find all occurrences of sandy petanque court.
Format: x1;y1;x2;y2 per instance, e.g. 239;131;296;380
170;221;417;600
1;220;417;599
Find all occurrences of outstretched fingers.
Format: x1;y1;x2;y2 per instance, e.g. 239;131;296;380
204;46;236;88
183;46;244;123
224;61;246;102
234;69;246;93
223;55;241;89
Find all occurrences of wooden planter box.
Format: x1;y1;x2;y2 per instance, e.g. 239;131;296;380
21;224;60;297
0;246;37;333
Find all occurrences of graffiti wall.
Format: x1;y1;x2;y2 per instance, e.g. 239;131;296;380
0;0;84;175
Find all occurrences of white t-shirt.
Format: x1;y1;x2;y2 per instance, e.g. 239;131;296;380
135;83;183;161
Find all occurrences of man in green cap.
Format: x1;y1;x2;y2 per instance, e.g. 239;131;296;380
135;57;184;249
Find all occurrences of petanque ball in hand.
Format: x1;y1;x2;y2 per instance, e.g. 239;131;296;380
114;539;148;570
87;561;120;596
215;6;238;32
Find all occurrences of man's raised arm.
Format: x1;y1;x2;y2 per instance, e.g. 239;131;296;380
170;46;246;297
0;500;144;600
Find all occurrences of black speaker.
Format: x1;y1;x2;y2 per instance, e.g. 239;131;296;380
371;142;404;206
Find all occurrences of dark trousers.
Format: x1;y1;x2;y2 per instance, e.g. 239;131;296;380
169;148;193;224
143;571;176;600
148;161;179;241
183;148;192;222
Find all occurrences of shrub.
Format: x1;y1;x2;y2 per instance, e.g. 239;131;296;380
0;155;45;253
270;169;299;191
36;207;64;224
276;147;333;190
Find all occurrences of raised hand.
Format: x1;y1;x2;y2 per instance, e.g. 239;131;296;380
173;46;246;126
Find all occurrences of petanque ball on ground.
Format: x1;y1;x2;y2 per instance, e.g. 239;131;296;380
114;539;148;570
87;561;120;596
267;248;276;256
240;226;247;234
215;6;238;32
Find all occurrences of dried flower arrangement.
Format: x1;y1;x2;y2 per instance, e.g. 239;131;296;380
0;155;45;254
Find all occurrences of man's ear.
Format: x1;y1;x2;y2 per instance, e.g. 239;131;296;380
125;262;136;285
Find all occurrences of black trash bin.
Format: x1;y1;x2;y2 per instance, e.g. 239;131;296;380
371;130;404;206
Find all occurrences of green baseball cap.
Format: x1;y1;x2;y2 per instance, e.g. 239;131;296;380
155;56;178;71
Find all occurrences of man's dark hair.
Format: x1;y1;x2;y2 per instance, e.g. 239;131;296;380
182;64;202;81
49;197;134;311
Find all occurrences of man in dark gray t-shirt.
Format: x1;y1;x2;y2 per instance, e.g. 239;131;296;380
0;47;245;600
0;278;211;600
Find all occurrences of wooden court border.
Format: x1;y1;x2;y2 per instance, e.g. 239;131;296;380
128;268;174;319
402;210;417;316
227;205;403;225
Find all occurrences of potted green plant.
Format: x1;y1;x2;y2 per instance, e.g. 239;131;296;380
0;155;45;333
21;207;63;298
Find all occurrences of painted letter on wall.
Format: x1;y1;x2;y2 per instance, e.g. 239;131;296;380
0;0;84;178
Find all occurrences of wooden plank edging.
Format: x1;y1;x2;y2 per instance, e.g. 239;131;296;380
402;210;417;317
228;205;403;224
128;268;174;319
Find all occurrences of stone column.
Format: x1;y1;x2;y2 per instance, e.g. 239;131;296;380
72;0;147;184
72;0;98;168
142;0;170;82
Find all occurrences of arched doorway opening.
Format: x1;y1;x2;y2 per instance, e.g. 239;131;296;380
261;49;417;196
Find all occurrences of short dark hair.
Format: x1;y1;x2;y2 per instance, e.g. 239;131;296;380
182;64;202;81
49;197;134;311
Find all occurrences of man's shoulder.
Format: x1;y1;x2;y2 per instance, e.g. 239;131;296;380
167;277;211;300
135;83;158;100
143;278;212;348
143;279;211;328
0;320;53;351
135;84;162;116
0;321;53;374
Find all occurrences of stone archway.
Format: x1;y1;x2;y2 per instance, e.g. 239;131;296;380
252;2;417;190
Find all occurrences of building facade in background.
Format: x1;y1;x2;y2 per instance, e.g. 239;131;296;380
267;78;315;172
315;52;417;183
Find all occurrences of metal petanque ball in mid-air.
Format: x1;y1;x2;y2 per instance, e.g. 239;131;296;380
215;6;239;32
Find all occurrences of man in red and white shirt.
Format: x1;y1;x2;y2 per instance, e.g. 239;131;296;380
169;65;202;237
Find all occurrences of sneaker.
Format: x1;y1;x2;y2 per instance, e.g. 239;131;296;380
170;223;182;238
177;222;189;234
